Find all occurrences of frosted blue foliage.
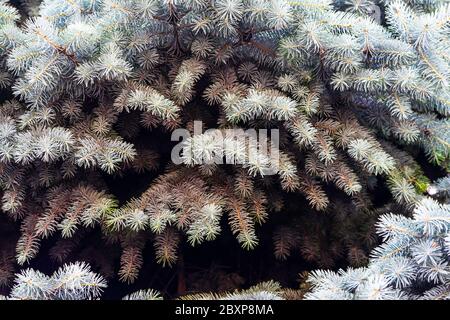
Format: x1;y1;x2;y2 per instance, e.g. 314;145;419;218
3;0;296;109
305;198;450;300
7;262;107;300
0;0;447;167
428;176;450;200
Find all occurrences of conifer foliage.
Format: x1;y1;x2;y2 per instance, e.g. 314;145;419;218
0;0;448;299
305;198;450;300
2;261;106;300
